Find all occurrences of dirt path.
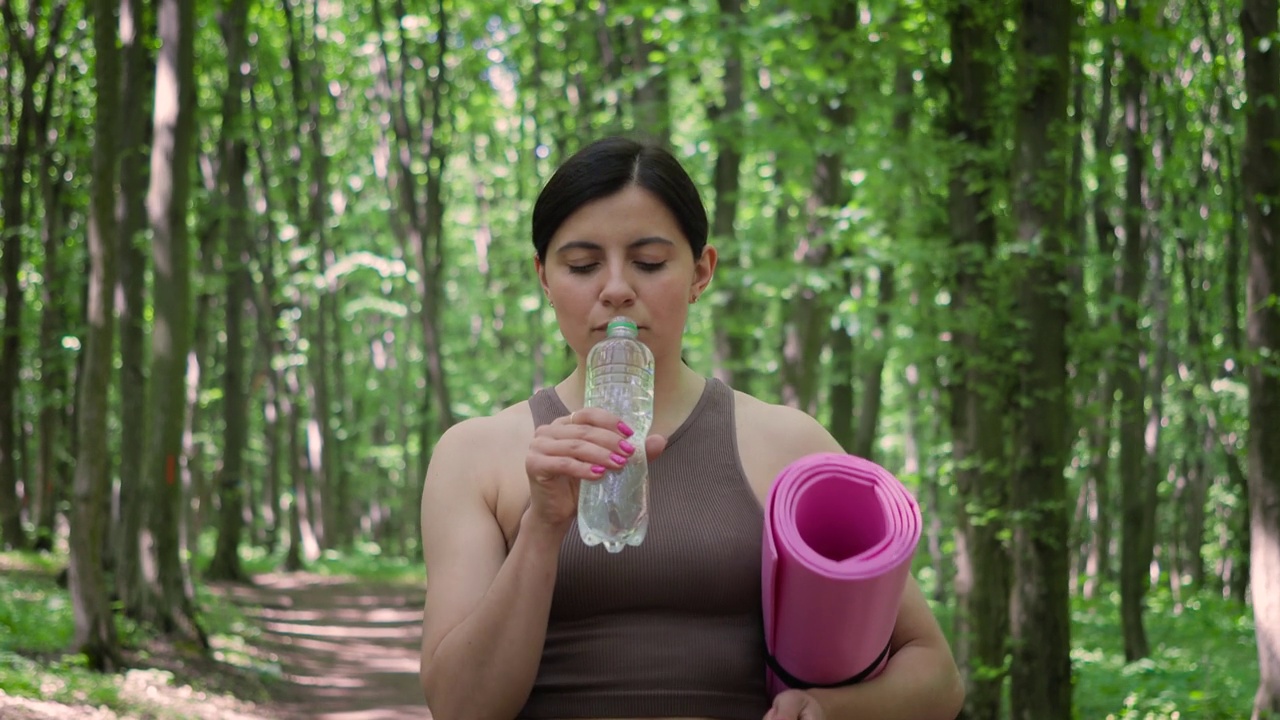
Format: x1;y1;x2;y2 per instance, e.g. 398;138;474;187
220;573;430;720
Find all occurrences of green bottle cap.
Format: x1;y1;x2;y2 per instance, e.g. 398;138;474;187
607;317;637;333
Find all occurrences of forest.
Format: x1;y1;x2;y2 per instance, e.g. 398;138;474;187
1;0;1278;718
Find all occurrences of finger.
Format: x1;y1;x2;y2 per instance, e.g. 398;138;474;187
768;690;812;720
537;423;635;459
530;435;629;476
562;407;635;437
526;449;606;482
644;434;667;462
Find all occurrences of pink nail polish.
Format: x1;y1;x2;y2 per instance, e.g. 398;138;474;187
617;421;634;437
590;465;606;475
618;439;635;455
610;453;628;465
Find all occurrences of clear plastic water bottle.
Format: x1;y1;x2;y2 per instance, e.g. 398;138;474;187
578;316;654;553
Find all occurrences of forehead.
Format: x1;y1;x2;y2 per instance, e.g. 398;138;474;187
547;186;688;252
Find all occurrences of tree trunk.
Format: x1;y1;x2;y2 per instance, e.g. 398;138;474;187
1175;236;1212;591
945;2;1010;716
1143;228;1168;590
626;17;669;145
144;0;204;644
780;2;857;414
709;0;753;393
371;0;455;440
208;0;251;581
1008;0;1073;714
851;248;896;460
1079;382;1114;600
248;84;285;551
828;268;857;450
114;0;153;611
1117;0;1151;660
68;0;121;670
851;51;912;460
1242;0;1280;714
0;2;45;551
34;140;69;553
1192;0;1247;355
277;0;334;549
283;365;318;570
1084;0;1120;593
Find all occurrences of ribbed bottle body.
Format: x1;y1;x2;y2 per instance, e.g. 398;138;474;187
578;318;654;553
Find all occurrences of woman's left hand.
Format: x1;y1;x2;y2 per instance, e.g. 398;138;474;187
764;690;825;720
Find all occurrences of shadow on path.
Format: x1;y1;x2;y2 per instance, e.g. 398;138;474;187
219;573;430;720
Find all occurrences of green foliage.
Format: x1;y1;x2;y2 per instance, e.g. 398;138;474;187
0;551;285;713
1072;589;1256;719
2;0;1269;711
0;650;124;711
0;554;126;710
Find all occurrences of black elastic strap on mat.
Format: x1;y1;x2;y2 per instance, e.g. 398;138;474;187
764;639;893;690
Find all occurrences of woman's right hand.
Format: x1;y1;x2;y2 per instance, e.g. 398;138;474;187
524;408;646;534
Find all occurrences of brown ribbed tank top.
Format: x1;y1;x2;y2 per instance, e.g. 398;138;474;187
519;377;769;720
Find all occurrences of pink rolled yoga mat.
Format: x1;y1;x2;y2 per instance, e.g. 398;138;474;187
761;452;922;697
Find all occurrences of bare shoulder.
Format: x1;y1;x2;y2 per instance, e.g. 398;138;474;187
733;390;843;456
425;402;534;495
420;401;535;553
419;400;534;658
731;390;844;499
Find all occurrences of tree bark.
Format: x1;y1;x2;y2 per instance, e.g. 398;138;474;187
277;0;334;549
851;55;910;460
371;0;454;445
248;83;283;552
945;2;1010;715
114;0;153;612
709;0;753;393
1083;0;1120;593
34;133;69;553
1241;0;1280;714
68;0;121;671
1191;0;1247;355
1175;235;1212;590
780;2;858;414
1117;0;1151;661
1008;0;1073;714
0;0;66;550
143;0;204;643
626;16;669;144
208;0;252;581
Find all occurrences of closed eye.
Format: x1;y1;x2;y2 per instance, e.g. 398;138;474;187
636;261;666;273
567;263;599;274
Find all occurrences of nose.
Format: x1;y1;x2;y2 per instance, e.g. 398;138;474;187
599;262;636;308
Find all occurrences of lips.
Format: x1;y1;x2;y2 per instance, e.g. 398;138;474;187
592;321;646;332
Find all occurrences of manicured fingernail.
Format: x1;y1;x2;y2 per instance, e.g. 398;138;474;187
609;453;627;465
618;439;635;455
590;465;606;475
617;421;633;437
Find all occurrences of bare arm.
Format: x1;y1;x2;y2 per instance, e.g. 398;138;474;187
798;578;964;720
418;418;562;720
746;403;964;720
419;408;662;720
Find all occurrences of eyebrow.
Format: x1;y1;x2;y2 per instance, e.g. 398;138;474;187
554;236;676;254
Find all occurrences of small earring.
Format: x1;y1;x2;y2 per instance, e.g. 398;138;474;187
690;294;699;304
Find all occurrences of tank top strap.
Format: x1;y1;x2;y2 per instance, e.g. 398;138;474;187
529;386;567;428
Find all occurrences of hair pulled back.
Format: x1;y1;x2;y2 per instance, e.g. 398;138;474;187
532;137;708;262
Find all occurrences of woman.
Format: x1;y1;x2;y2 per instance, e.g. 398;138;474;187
418;137;964;720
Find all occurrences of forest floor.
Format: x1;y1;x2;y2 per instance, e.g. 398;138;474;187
0;568;430;720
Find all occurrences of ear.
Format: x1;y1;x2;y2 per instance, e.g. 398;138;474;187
535;253;550;298
690;245;718;302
